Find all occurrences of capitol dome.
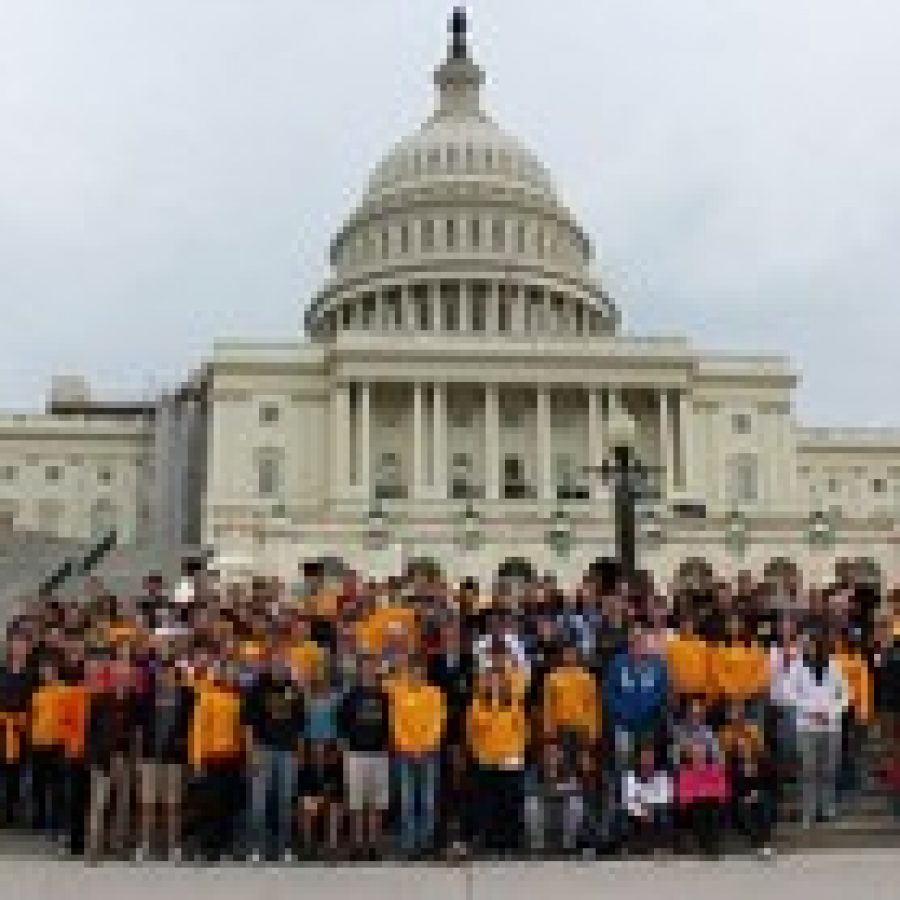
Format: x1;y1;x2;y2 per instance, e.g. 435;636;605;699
306;10;616;339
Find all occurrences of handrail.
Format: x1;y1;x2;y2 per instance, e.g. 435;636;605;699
38;529;118;597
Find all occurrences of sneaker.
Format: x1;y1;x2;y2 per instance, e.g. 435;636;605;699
169;847;183;864
249;850;262;864
757;845;775;861
282;851;295;864
134;844;150;863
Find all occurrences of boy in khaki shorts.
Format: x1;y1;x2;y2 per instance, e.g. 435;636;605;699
337;656;391;858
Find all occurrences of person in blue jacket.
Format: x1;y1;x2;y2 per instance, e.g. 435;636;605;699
604;625;669;771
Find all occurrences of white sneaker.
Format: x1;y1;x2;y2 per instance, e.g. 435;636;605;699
282;851;295;864
758;844;775;861
169;847;183;864
249;850;262;864
134;844;150;862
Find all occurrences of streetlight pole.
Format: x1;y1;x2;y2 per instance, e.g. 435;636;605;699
584;410;659;583
612;443;637;577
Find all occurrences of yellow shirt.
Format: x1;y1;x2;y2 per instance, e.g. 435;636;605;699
666;635;712;698
287;640;325;684
390;683;446;755
356;606;418;656
189;683;244;767
467;697;526;768
542;665;600;740
835;651;872;724
29;684;67;749
710;642;769;701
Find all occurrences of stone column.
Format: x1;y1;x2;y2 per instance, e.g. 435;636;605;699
587;387;600;484
332;383;351;500
412;382;424;499
512;287;526;334
359;381;371;499
659;388;675;499
484;383;500;501
537;385;554;501
433;382;448;499
459;280;471;333
403;284;416;332
679;390;695;494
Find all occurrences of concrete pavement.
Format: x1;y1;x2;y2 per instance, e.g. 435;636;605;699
1;850;899;900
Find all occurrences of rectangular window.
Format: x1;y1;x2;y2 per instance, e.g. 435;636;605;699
470;218;481;249
400;223;410;254
732;412;752;435
471;282;487;332
498;298;510;332
45;465;63;483
517;221;526;253
446;218;456;250
259;404;281;425
381;228;390;258
256;449;283;498
491;219;506;252
0;465;17;482
729;454;758;504
361;294;376;327
98;467;113;485
422;220;435;251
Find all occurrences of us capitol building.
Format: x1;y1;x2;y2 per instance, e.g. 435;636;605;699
2;12;899;587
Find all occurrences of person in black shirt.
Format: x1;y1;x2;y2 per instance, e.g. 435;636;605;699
337;655;391;857
0;636;35;827
135;663;194;860
243;655;306;861
85;656;138;860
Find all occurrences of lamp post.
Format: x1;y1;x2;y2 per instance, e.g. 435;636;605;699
585;411;655;579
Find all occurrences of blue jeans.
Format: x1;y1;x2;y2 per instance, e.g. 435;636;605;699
396;754;439;854
249;747;297;856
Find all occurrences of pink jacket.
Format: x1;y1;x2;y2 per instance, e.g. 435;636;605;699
675;761;730;806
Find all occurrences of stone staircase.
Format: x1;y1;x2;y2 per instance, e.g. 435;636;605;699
0;532;90;624
775;724;899;851
55;540;205;601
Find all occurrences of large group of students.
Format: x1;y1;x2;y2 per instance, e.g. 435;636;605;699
0;556;898;864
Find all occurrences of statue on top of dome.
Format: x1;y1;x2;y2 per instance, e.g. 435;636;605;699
450;6;469;60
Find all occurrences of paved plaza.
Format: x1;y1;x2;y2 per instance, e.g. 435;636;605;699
1;850;898;900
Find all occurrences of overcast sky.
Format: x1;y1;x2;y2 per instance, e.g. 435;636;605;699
1;0;898;425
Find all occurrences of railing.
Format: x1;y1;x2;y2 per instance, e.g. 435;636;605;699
38;529;118;597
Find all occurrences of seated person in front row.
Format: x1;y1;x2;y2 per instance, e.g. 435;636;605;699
674;739;730;856
620;745;672;854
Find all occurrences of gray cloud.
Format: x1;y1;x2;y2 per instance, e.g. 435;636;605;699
1;0;898;426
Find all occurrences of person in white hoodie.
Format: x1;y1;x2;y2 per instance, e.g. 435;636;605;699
789;636;849;827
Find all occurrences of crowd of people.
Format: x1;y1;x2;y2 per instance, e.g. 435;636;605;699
0;555;898;864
